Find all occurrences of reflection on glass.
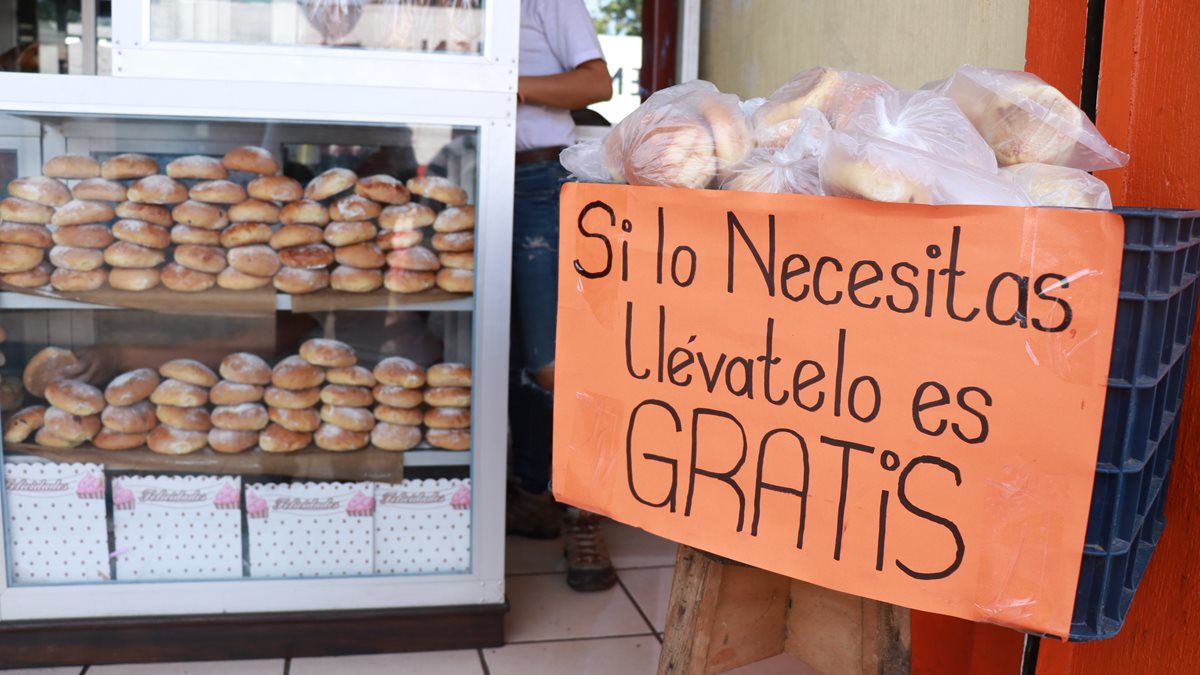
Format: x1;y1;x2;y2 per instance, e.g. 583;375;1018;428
0;1;111;75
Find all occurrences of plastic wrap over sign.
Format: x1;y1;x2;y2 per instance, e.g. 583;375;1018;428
552;183;1123;636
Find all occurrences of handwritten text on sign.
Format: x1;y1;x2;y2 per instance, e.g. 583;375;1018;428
551;183;1124;635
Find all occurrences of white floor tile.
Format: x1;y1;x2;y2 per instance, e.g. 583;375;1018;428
619;566;674;632
0;669;82;675
725;653;823;675
484;636;660;675
506;573;650;642
602;520;678;569
88;660;284;675
290;651;483;675
505;534;567;575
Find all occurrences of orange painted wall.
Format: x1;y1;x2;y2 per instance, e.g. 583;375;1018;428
1023;0;1089;103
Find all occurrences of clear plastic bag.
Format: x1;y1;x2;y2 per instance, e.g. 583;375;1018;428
301;0;366;44
928;65;1129;171
559;134;622;184
1001;163;1113;209
839;90;998;172
753;66;894;148
820;130;1033;206
721;107;830;194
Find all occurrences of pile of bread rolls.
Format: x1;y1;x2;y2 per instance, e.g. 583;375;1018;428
0;147;475;295
423;363;471;451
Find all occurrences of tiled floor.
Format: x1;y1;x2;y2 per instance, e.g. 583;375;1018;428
2;522;815;675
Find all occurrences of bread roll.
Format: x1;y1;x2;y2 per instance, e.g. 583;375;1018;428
72;178;127;203
10;176;71;207
108;268;162;291
384;269;435;293
425;428;471;451
225;245;280;277
23;347;79;398
321;384;373;407
406;176;468;205
425;406;471;429
314;423;370;452
52;200;115;227
436;268;474;293
101;154;159;180
228;199;280;224
45;379;105;416
326;365;376;387
2;262;52;288
330;266;383;293
44;154;100;179
424;386;471;407
3;405;46;443
319;405;375;432
273;267;329;294
247;175;303;202
155;405;212;432
172;225;223;247
223;146;278;175
105;241;167;269
212;403;269;431
93;429;147;451
113;219;171;249
438;252;474;270
258;423;311;453
386;245;439;271
279;243;334;269
329;195;382;221
374;356;425;387
219;353;272;385
52;225;111;250
976;82;1084;166
105;368;161;405
270;224;324;249
433;205;475;233
147;425;208;455
101;401;158;434
356;174;411;204
370;422;422;451
376;229;424;250
49;245;104;272
217;267;273;290
50;268;106;292
299;338;357;368
0;243;45;273
374;405;423;426
128;176;188;205
431;231;474;253
160;263;216;292
150;378;209;407
1;197;53;224
279;199;329;226
428;363;472;388
43;407;100;443
272;355;326;389
166;155;228;180
190;179;247;205
118;201;173;227
35;427;83;449
174;244;227;274
379;203;435;230
373;384;423;408
170;200;227;230
211;381;265;406
323;220;376;247
221;222;274;248
208;428;258;454
160;359;218;387
268;406;321;433
334;242;385;269
305;168;357;200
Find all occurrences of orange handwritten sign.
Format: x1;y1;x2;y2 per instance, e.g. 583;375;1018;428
552;183;1124;636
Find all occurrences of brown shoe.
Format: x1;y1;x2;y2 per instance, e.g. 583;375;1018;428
506;481;562;539
563;509;617;592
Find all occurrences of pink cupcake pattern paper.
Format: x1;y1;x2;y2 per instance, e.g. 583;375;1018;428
112;481;135;511
5;462;110;583
373;479;470;575
75;472;105;500
246;482;374;578
214;482;241;510
246;491;269;520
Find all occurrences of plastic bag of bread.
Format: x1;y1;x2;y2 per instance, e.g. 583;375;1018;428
839;90;997;171
753;66;894;148
928;65;1128;170
720;107;830;194
559;135;621;184
1001;163;1113;209
820;130;1033;206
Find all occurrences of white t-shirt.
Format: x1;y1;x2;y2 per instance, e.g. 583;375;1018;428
518;0;605;152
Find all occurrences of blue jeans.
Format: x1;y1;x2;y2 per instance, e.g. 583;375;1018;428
510;159;569;494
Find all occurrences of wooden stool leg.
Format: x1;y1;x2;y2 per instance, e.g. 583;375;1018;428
784;580;911;675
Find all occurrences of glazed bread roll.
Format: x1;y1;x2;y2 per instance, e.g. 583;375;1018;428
3;262;52;288
0;243;46;273
93;429;147;451
50;245;104;272
52;200;115;227
101;154;159;180
371;422;422;451
190;179;247;205
374;405;423;426
217;267;273;290
221;222;274;248
436;268;473;293
373;384;423;408
155;405;212;432
174;244;228;274
211;381;265;405
433;205;475;233
386;245;439;271
329;195;382;221
44;154;100;179
3;405;46;443
439;252;474;270
227;245;280;277
314;423;370;452
428;363;472;388
377;229;424;250
299;338;357;368
330;266;383;293
384;269;435;293
258;423;311;453
379;203;435;230
319;405;375;432
54;224;115;248
72;178;127;203
171;200;229;230
323;220;377;247
105;241;167;269
128;176;188;205
212;403;269;431
425;428;471;451
0;222;52;248
101;400;158;433
160;359;218;387
268;406;321;433
279;199;329;226
50;268;106;292
23;347;79;398
35;427;83;449
272;355;326;389
113;219;171;249
105;368;161;405
45;379;105;416
1;197;54;224
356;175;411;204
334;242;385;269
424;386;471;407
109;268;162;291
305;168;358;200
425;406;471;429
166;155;227;180
150;378;209;407
228;199;280;224
270;224;324;249
248;175;303;202
273;267;329;294
118;201;173;227
9;176;71;207
172;225;223;246
219;353;272;385
279;243;334;269
431;231;474;253
406;176;468;205
374;357;425;387
147;425;208;455
223;146;279;175
208;428;258;454
44;407;102;443
160;263;216;292
320;384;373;407
326;365;376;387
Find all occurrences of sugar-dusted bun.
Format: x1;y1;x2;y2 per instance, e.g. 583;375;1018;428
427;362;472;388
3;405;46;443
0;243;46;273
3;262;52;288
53;224;114;248
212;403;269;431
323;220;377;247
101;154;159;181
0;222;52;248
247;175;303;202
113;219;171;249
384;269;435;293
258;423;311;453
172;225;223;246
44;407;101;443
424;386;471;407
272;267;329;294
228;199;280;224
147;425;208;455
72;178;128;203
279;243;334;269
52;200;115;227
386;245;440;271
299;338;357;368
373;357;425;387
223;146;279;175
431;231;474;253
270;224;324;249
406;176;468;205
425;406;471;430
305;168;358;200
436;268;473;293
438;252;474;271
50;268;106;292
433;205;475;233
1;197;54;224
272;355;325;390
217;267;273;290
93;429;147;451
44;154;100;179
314;423;370;452
377;229;424;250
329;195;382;221
160;263;216;292
45;379;105;416
211;381;265;406
190;179;247;205
374;405;423;426
108;268;162;292
174;244;228;274
379;203;435;230
319;405;375;432
101;400;158;433
105;368;160;406
155;404;212;432
49;245;104;272
979;81;1084;166
219;353;272;385
35;427;83;449
208;428;258;454
166;155;228;180
331;266;383;293
118;201;173;227
150;378;209;407
128;176;188;205
371;422;422;451
334;242;385;269
172;200;229;230
321;384;373;407
268;406;321;433
160;359;218;387
624;119;718;189
373;384;423;408
326;365;376;387
104;241;166;269
425;428;471;451
9;176;71;207
221;222;274;248
279;199;329;226
356;175;411;204
23;347;78;398
226;245;280;277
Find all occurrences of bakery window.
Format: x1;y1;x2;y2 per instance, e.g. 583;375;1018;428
0;0;112;75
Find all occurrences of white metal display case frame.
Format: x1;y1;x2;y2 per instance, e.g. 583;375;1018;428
0;72;515;621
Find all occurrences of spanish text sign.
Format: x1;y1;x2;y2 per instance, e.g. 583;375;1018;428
552;183;1124;635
